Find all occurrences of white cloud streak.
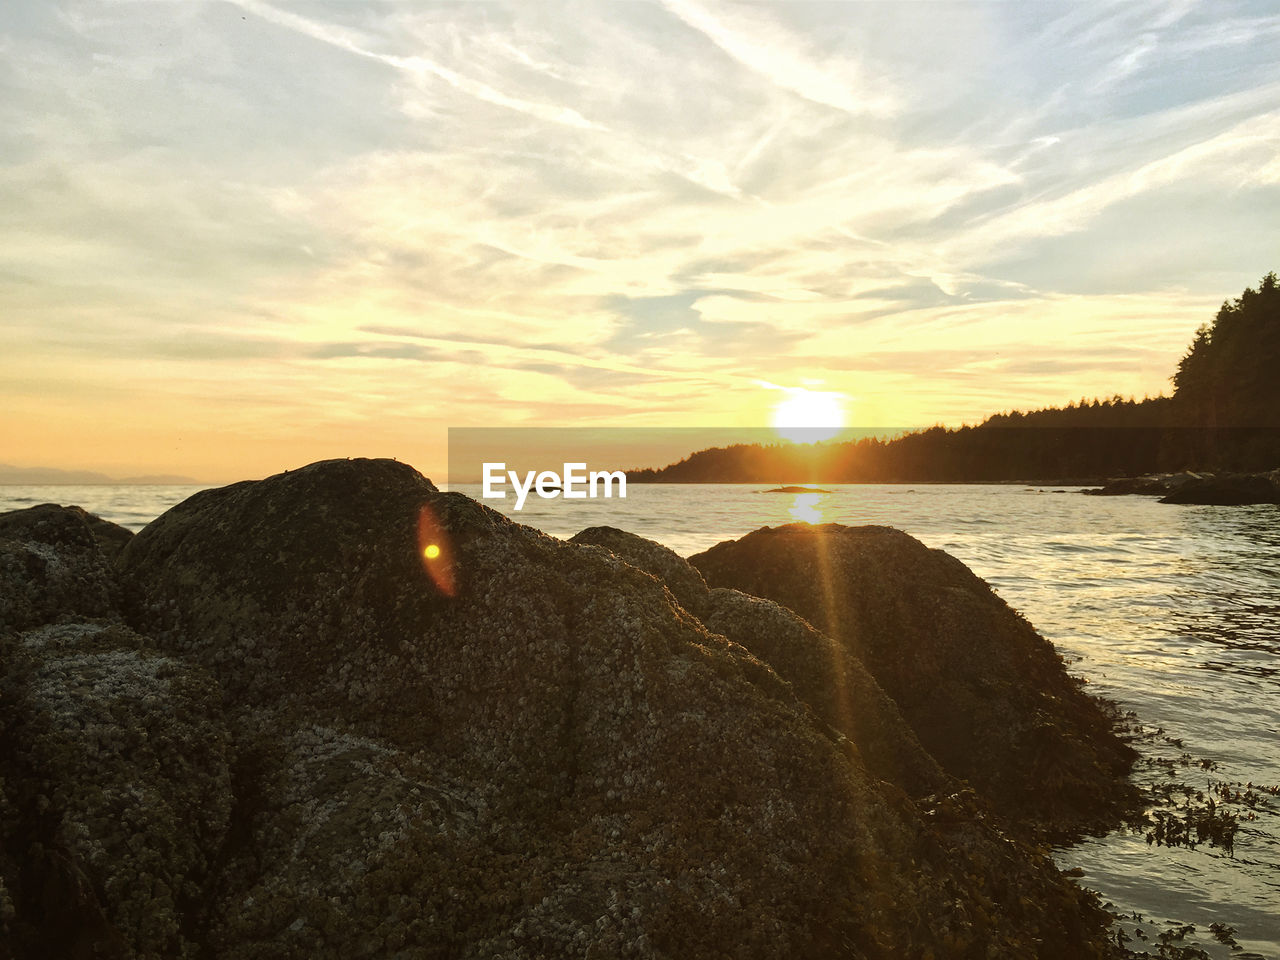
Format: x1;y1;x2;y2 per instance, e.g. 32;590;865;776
659;0;896;116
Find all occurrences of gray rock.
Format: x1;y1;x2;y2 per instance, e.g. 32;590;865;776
699;587;946;798
1158;471;1280;505
568;527;944;796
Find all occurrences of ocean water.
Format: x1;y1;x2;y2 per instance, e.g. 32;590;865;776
4;481;1278;957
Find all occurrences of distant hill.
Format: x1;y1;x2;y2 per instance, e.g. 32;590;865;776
632;272;1280;483
0;464;201;485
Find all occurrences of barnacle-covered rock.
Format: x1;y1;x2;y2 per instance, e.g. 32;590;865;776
112;459;1118;959
570;526;710;613
0;621;232;960
0;504;129;631
566;525;944;798
690;523;1137;837
699;587;946;798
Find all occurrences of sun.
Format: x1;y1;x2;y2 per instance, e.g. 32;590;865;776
772;388;846;443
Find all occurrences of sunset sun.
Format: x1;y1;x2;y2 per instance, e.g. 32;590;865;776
772;388;846;443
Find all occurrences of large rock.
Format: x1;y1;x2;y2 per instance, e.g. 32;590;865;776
570;526;709;614
0;506;225;960
1;622;232;960
571;528;945;797
104;459;1116;959
1158;471;1280;505
690;523;1136;837
0;504;130;632
1083;470;1280;504
699;587;946;798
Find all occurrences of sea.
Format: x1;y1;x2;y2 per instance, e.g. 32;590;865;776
3;481;1277;958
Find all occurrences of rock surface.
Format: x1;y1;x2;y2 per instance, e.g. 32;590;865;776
1158;470;1280;505
698;587;946;798
1082;473;1197;496
1;462;1131;958
0;504;130;632
570;527;945;798
1084;470;1280;504
690;523;1137;837
1;621;232;960
570;526;710;614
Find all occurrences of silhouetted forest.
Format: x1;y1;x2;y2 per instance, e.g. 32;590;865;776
631;273;1280;483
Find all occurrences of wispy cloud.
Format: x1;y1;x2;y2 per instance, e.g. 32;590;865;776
659;0;896;116
231;0;600;130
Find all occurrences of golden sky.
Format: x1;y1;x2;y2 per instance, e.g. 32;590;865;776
2;1;1278;482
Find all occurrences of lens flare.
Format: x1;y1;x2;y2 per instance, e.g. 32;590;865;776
416;504;456;597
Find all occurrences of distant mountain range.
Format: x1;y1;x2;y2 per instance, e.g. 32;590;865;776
0;464;201;485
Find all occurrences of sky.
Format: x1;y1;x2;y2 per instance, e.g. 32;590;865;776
2;0;1278;483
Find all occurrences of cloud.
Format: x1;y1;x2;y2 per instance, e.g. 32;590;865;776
659;0;896;116
231;0;600;131
2;0;1277;475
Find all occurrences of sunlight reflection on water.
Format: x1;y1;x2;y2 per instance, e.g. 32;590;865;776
787;491;825;524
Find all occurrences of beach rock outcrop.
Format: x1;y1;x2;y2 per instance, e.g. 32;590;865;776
690;523;1137;837
111;459;1116;959
570;527;945;797
698;587;946;798
1;613;230;958
1084;470;1280;504
1082;474;1195;497
1;464;1128;958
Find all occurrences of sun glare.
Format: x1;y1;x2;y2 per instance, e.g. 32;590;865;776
788;492;825;524
772;389;846;443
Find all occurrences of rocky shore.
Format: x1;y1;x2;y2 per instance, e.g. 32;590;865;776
1;459;1138;959
1084;470;1280;504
